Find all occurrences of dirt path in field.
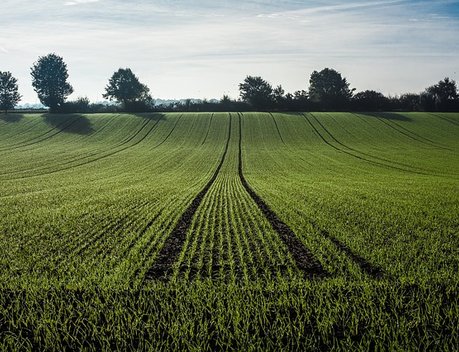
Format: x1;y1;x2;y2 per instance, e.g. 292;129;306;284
144;114;232;281
237;113;326;278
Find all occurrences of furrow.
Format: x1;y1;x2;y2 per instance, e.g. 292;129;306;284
303;113;428;175
0;115;83;152
201;113;214;145
238;113;326;278
144;114;232;281
269;113;286;144
374;114;450;150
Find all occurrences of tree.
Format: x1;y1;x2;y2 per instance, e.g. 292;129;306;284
31;53;73;112
423;77;458;111
0;71;21;113
239;76;274;110
308;68;354;110
352;90;389;111
103;68;152;111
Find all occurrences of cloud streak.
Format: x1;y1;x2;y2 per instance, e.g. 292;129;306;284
2;0;459;103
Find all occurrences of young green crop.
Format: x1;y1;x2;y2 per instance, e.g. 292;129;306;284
0;111;457;350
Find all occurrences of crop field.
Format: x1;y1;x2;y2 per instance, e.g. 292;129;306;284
0;111;458;350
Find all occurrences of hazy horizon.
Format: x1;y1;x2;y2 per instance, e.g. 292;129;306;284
2;0;459;104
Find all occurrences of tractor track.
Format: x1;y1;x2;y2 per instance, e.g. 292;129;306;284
303;113;429;175
152;114;184;148
1;117;161;180
309;221;384;278
269;113;286;144
0;115;84;153
238;113;326;278
373;114;451;150
144;114;232;281
318;113;434;171
201;113;214;145
429;113;459;126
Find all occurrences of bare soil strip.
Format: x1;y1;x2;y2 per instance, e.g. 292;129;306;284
237;113;326;278
144;114;232;281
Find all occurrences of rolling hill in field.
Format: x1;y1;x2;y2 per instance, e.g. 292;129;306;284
0;112;458;350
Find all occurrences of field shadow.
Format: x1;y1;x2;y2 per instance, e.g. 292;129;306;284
43;114;94;135
360;112;412;121
0;113;24;123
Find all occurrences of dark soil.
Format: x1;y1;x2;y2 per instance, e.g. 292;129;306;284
144;115;232;281
237;113;326;278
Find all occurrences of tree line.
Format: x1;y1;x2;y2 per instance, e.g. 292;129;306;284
1;53;458;113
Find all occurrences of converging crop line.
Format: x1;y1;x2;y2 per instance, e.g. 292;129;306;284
373;114;451;150
303;113;428;175
201;113;214;145
269;113;285;145
429;113;459;126
1;115;161;180
144;114;232;282
237;113;326;278
0;115;83;153
153;114;184;148
309;221;384;278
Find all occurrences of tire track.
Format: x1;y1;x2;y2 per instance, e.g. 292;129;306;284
0;115;83;152
2;117;161;180
201;113;214;145
0;117;43;142
429;113;459;126
303;113;428;175
152;114;184;148
318;113;434;171
269;113;285;145
309;221;384;278
144;114;232;281
238;113;326;278
373;114;451;150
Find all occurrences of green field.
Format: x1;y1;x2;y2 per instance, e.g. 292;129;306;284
0;112;458;350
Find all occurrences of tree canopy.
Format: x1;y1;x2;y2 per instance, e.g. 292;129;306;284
103;68;151;111
422;77;458;111
30;53;73;112
239;76;274;110
0;71;21;113
308;68;354;110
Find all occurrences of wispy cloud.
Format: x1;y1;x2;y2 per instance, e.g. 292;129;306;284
2;0;459;102
64;0;100;6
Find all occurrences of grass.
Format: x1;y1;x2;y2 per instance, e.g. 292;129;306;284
0;112;458;350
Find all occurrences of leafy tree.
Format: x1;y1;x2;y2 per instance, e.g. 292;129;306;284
423;77;458;111
60;97;91;113
0;71;21;113
352;90;389;111
103;68;152;111
31;53;73;112
308;68;354;110
239;76;274;110
273;85;286;109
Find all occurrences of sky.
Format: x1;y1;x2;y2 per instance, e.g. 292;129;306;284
1;0;459;104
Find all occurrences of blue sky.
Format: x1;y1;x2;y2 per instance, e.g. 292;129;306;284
2;0;459;103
